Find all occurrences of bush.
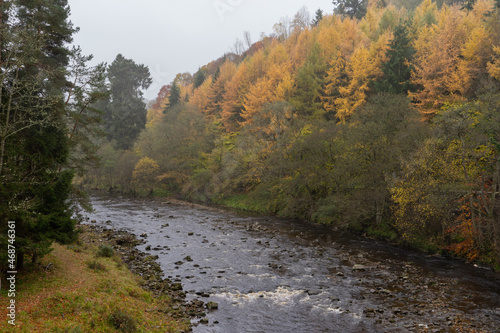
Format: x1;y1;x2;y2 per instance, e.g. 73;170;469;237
87;260;107;272
96;244;114;258
108;309;137;333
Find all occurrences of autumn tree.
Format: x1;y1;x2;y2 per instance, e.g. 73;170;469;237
489;46;500;80
132;157;160;193
273;16;292;41
334;93;425;226
204;61;237;119
410;0;495;118
324;38;389;122
291;6;311;33
242;44;294;123
147;84;170;126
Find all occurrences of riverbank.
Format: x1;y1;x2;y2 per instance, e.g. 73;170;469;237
0;223;205;332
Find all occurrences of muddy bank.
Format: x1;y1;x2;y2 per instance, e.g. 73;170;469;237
78;224;211;328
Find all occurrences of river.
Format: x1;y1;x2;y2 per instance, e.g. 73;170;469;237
82;195;500;332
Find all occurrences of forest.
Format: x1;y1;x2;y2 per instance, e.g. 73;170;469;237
2;0;500;271
80;0;500;267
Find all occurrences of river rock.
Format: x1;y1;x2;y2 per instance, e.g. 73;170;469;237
206;301;219;310
352;264;366;271
171;283;183;291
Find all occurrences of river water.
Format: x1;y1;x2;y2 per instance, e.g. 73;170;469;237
83;195;500;332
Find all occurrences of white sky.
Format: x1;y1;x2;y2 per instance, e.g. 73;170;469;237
67;0;334;100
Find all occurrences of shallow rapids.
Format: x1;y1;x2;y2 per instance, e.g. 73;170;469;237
83;195;500;332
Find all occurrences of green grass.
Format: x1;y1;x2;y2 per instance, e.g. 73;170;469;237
0;233;190;332
214;193;270;214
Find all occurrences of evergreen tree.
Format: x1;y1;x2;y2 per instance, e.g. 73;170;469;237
213;66;221;83
374;22;416;95
0;0;78;268
312;9;324;27
193;68;206;89
106;54;152;150
333;0;368;19
164;81;181;113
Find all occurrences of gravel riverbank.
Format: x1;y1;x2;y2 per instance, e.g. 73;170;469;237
78;224;211;329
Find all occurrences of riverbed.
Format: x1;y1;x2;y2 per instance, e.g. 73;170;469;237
82;195;500;332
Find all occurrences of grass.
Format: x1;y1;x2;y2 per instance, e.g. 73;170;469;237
0;235;190;332
214;193;270;214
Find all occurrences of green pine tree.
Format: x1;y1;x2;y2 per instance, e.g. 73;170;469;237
374;22;416;95
333;0;368;20
312;9;324;26
106;54;152;150
193;68;206;89
1;0;78;268
291;43;328;118
164;81;181;113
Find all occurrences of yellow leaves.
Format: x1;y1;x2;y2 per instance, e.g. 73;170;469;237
488;46;500;81
242;77;275;121
146;107;164;128
316;15;362;61
412;0;438;30
288;28;314;69
461;25;491;66
360;1;401;41
300;124;314;136
242;58;294;124
323;39;387;122
410;2;495;117
190;76;213;112
470;0;496;19
132;157;160;186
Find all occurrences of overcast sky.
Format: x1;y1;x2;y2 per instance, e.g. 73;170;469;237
67;0;334;100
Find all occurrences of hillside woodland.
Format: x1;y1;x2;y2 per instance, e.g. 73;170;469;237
83;0;500;267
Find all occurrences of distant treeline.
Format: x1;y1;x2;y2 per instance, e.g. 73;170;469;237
83;0;500;267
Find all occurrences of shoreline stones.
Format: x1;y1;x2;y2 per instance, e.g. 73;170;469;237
78;224;207;328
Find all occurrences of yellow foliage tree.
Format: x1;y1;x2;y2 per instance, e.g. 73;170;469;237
488;46;500;81
242;61;294;124
204;61;237;119
323;22;389;122
221;63;248;131
317;15;362;61
190;76;213;113
132;157;160;192
410;1;495;118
